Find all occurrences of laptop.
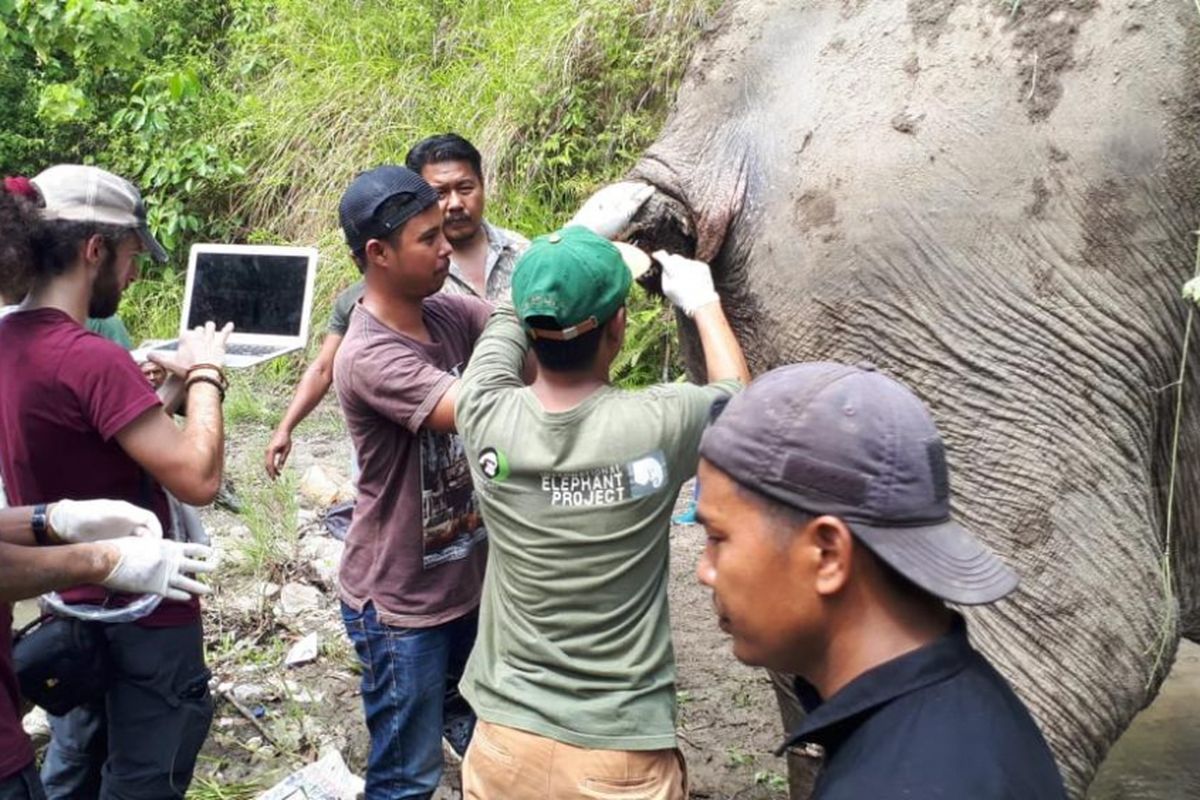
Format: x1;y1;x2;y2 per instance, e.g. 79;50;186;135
136;243;319;369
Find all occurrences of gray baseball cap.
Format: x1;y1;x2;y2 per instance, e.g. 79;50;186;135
699;362;1018;605
31;165;168;262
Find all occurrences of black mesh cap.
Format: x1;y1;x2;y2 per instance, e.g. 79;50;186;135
699;362;1018;605
338;166;439;253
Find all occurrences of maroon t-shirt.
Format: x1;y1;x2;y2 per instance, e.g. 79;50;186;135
333;294;491;628
0;308;197;625
0;604;34;780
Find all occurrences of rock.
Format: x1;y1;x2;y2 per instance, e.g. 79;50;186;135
279;582;323;615
285;632;320;667
300;465;355;508
281;679;325;704
301;536;344;587
260;581;281;599
232;683;268;704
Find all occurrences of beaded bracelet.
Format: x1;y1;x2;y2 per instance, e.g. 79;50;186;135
186;374;227;402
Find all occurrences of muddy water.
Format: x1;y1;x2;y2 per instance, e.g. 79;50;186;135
1088;641;1200;799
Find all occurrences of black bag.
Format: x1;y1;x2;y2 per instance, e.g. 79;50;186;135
12;614;111;716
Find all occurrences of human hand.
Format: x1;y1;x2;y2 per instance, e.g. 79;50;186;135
654;250;720;316
48;499;163;544
147;321;234;378
265;428;293;479
100;539;216;601
567;181;655;240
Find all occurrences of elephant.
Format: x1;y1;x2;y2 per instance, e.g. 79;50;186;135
613;1;1200;797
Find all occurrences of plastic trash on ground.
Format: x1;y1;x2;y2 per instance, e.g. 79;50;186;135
257;750;364;800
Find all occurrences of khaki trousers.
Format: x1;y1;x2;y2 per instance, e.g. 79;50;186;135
462;720;688;800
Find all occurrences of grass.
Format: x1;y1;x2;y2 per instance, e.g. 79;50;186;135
224;380;276;427
225;0;717;241
117;0;716;386
754;770;788;791
229;468;300;580
187;771;263;800
726;746;756;769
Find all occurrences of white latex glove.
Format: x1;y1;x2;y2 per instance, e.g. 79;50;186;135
1183;277;1200;305
101;539;216;602
49;499;163;544
654;250;720;316
567;181;655;240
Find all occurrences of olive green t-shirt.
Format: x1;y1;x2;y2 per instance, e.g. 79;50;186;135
456;304;740;751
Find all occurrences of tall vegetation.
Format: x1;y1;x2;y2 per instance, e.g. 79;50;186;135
1;0;720;385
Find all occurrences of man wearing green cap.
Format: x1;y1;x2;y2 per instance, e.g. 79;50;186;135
455;226;750;799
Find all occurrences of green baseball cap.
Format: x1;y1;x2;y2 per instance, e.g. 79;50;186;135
511;225;651;341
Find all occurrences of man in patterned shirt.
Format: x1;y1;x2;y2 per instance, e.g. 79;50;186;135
405;133;528;301
265;134;527;479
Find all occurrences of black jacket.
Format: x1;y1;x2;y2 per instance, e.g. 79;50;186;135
779;617;1068;800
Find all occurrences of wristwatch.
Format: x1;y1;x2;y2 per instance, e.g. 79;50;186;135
31;503;51;546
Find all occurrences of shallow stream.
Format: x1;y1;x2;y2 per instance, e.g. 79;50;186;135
1088;641;1200;799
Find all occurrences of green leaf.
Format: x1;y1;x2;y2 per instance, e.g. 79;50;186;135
36;81;90;123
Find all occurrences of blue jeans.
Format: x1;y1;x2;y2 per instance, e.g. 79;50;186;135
341;602;477;800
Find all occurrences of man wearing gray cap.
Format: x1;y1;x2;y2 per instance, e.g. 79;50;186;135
0;166;229;799
694;362;1066;799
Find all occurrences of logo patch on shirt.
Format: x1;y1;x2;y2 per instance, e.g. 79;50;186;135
539;450;669;507
479;447;510;481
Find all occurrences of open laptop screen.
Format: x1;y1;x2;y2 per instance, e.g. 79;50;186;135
185;251;310;335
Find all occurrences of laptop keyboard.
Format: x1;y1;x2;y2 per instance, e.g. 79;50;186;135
151;341;283;356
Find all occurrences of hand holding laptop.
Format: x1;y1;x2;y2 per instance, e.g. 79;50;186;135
134;244;318;369
147;320;234;378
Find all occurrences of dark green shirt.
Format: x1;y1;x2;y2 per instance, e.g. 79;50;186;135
85;316;133;350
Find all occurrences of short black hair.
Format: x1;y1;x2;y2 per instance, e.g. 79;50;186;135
740;483;942;606
736;482;813;542
527;315;607;372
405;133;483;181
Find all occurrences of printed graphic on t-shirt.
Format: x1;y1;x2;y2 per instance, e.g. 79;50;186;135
539;449;669;507
479;447;510;481
420;428;487;568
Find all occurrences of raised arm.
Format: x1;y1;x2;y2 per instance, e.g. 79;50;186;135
456;304;531;432
124;322;232;505
655;251;750;385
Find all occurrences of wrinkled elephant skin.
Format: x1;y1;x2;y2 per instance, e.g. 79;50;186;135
624;2;1200;796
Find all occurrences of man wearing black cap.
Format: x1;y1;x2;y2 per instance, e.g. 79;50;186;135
694;363;1067;799
265;133;533;481
332;165;494;800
